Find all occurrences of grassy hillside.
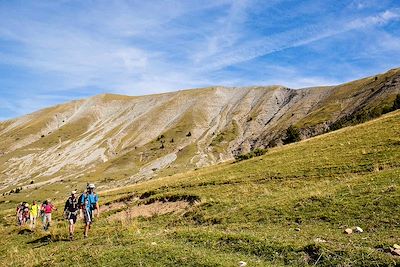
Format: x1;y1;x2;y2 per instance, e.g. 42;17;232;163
0;110;399;266
296;68;400;128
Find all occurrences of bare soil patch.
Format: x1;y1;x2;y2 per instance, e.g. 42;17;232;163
108;201;189;222
100;201;128;213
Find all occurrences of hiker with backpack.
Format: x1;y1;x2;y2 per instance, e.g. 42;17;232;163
29;200;40;229
64;190;79;240
16;202;25;226
43;199;57;231
79;183;99;238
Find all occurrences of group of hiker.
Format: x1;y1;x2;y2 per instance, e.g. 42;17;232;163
16;199;55;230
16;183;99;240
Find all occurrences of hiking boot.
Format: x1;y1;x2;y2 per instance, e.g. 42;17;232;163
69;234;74;241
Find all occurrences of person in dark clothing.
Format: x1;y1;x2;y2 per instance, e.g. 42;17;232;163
64;190;79;240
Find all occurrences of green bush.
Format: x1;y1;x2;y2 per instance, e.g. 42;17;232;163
235;148;268;162
282;126;301;144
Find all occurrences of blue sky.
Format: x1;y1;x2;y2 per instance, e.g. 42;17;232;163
0;0;400;120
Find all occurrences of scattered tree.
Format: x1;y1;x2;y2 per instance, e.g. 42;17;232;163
235;148;268;162
268;139;278;148
283;126;301;144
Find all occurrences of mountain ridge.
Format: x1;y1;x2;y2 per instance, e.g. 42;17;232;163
0;68;399;192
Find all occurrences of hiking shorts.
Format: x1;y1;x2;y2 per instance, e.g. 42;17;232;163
67;212;78;224
83;209;93;225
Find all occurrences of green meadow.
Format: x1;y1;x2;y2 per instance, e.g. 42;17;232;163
0;110;399;266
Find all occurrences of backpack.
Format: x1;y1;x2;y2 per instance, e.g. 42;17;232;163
78;194;85;209
80;193;98;211
18;205;24;214
66;197;79;212
23;207;29;217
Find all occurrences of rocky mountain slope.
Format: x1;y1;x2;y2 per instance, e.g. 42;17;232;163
0;68;399;192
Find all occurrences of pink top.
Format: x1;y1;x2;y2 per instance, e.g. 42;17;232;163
44;204;54;214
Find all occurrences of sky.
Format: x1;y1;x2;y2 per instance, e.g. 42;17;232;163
0;0;400;120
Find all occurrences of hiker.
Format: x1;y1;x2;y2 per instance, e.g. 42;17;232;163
79;183;99;238
16;202;24;226
40;200;47;224
22;203;30;225
29;200;40;229
64;190;79;240
43;199;57;231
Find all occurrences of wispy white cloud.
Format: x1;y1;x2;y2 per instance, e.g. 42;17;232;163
0;0;399;120
349;0;393;10
194;8;400;72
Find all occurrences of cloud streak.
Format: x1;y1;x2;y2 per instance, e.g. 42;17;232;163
195;8;400;72
0;0;399;119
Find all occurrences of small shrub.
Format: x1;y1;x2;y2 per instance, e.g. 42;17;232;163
381;105;393;114
282;126;301;144
267;139;277;148
253;148;268;156
235;148;268;162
